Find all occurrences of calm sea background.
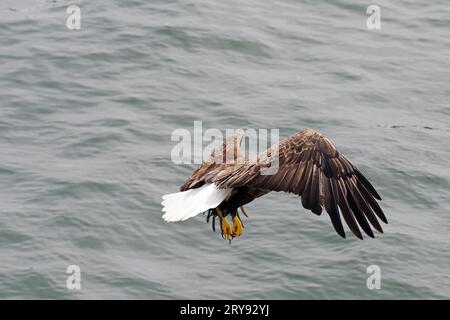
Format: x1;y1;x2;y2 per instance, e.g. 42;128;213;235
0;0;449;299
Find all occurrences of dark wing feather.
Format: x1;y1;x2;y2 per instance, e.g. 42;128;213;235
336;180;363;239
215;129;387;240
323;176;345;237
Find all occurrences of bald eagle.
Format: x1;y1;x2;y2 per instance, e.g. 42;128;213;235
161;129;387;241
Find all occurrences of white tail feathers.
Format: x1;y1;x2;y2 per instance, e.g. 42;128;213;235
161;184;232;222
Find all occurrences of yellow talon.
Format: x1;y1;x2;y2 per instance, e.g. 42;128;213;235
232;214;244;237
220;217;232;241
216;208;232;241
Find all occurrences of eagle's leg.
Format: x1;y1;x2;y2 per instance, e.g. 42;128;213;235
215;208;232;241
231;211;244;237
240;206;249;218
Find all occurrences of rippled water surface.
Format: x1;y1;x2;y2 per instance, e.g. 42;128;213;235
1;0;449;299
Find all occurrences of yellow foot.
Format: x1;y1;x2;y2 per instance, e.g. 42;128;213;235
232;214;244;237
216;208;232;241
220;216;232;241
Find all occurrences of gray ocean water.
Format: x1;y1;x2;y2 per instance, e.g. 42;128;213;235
1;0;449;299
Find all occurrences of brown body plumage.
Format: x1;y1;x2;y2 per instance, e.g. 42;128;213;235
176;129;387;240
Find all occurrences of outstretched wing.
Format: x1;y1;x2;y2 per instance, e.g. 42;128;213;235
214;129;387;239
